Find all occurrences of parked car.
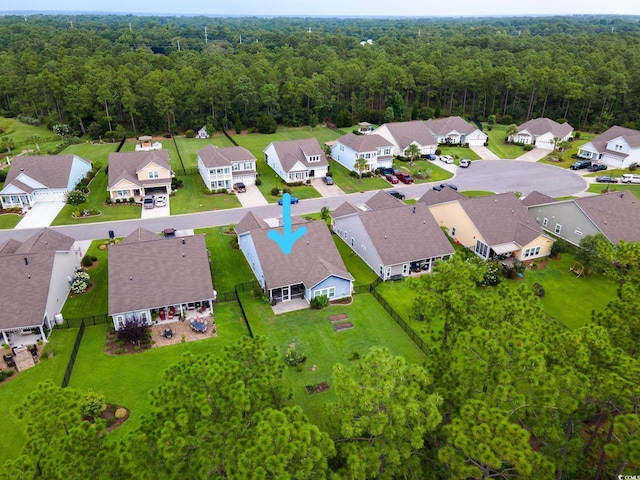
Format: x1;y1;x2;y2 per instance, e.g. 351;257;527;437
278;195;299;205
440;155;454;164
385;174;399;184
459;159;471;168
621;173;640;184
425;153;437;161
587;163;607;172
570;159;592;170
595;176;618;183
386;190;406;200
395;172;414;184
143;195;154;209
379;167;399;176
233;182;246;192
323;176;334;185
440;183;458;190
154;195;167;207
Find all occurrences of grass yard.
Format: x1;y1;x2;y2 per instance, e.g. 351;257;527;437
395;159;454;184
438;147;481;162
586;183;640;198
197;227;255;294
61;240;109;319
67;302;249;444
173;135;236;170
120;139;183;173
327;159;390;193
481;124;530;159
240;291;427;430
462;190;495;197
537;132;597;167
170;175;241;214
0;116;60;156
332;234;378;286
0;214;21;229
0;328;77;462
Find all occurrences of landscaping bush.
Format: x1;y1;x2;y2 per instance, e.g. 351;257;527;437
66;189;88;206
71;271;91;294
0;368;15;382
348;351;360;361
284;345;306;367
435;148;442;155
271;187;280;196
629;163;638;172
257;115;278;134
115;198;121;204
482;261;502;286
82;256;93;267
171;177;183;189
117;318;148;344
310;294;329;309
255;177;262;186
349;170;359;178
282;187;291;194
550;238;571;257
185;129;195;138
533;283;546;298
129;197;135;203
81;391;106;418
325;170;333;177
523;144;534;151
115;408;127;419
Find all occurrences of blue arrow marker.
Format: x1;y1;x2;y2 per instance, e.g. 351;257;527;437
268;193;307;255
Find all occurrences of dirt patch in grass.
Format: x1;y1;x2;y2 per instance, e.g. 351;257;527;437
329;313;348;323
334;321;354;331
305;381;330;395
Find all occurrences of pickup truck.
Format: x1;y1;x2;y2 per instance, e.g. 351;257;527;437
233;182;246;193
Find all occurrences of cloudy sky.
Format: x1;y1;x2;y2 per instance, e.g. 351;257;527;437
4;0;640;17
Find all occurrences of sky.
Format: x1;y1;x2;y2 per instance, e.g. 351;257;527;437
4;0;640;17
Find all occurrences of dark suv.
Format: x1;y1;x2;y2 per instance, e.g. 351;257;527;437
587;163;607;172
570;159;592;170
378;167;398;176
395;172;414;184
386;190;406;200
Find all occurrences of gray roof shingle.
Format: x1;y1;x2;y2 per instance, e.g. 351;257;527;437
337;133;393;152
4;155;90;191
417;188;467;206
268;139;328;173
521;191;557;208
573;191;640;244
197;145;256;168
365;191;406;211
586;126;640;153
378;121;438;150
517;118;573;139
424;116;478;136
108;151;171;190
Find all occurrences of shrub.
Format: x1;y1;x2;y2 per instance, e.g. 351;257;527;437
482;261;502;286
185;129;195;138
326;171;333;177
523;144;534;151
284;346;306;366
0;369;15;382
573;132;581;140
82;256;93;267
129;197;135;203
550;238;571;257
271;187;280;196
66;189;88;206
255;177;262;186
234;117;242;134
348;352;360;361
349;170;359;178
171;177;183;189
435;148;442;155
282;187;291;195
256;115;278;134
629;163;638;172
117;318;148;344
115;408;127;419
115;198;121;204
533;283;546;298
71;271;91;294
90;255;98;262
310;294;329;309
81;391;106;418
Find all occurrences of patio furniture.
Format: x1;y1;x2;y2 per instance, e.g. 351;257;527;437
3;353;15;368
163;328;173;339
190;319;207;333
168;306;175;319
159;309;166;321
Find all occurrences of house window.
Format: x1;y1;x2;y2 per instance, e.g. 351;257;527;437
340;144;344;151
402;264;408;275
148;171;159;179
210;169;216;175
475;240;488;258
308;155;320;162
575;228;583;237
542;218;548;227
232;163;240;171
524;246;542;258
116;190;129;197
365;153;371;159
216;168;224;175
614;144;623;152
244;162;252;170
386;267;391;278
314;287;336;298
555;224;562;234
383;148;391;155
351;237;355;247
361;242;366;251
379;265;384;276
451;227;456;237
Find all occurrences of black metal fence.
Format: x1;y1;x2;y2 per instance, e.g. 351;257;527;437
172;136;187;174
234;281;260;338
56;314;110;329
61;320;85;388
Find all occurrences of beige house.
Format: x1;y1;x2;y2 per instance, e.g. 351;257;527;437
419;190;554;261
107;151;173;201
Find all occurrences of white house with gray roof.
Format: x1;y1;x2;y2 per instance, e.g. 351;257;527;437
0;228;79;346
373;120;438;157
423;116;487;146
236;212;353;305
525;190;640;246
0;155;92;210
263;138;329;182
509;118;573;150
197;145;257;191
331;191;454;280
330;133;394;173
577;126;640;169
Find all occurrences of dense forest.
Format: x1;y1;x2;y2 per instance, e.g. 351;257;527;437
2;15;640;138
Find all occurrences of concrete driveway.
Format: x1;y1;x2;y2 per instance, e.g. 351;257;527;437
236;185;269;208
14;202;66;229
141;196;170;219
311;177;346;197
470;146;500;160
516;147;554;162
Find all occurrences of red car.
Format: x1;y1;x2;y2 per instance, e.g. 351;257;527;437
395;172;414;184
385;174;399;184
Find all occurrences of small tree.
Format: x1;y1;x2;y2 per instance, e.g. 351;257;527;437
505;124;518;142
234;117;242;134
117;317;148;344
81;391;106;418
256;115;277;134
52;123;72;141
320;206;330;222
405;143;420;165
354;157;368;182
487;114;496;125
66;189;88;206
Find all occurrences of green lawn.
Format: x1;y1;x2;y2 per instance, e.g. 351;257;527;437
586;183;640;198
438;147;481;162
0;214;21;229
197;226;255;294
61;240;109;320
170;175;241;214
327;159;390;193
119;139;183;173
240;291;427;429
0;116;60;155
68;302;249;444
462;190;495;198
395;159;454;184
233;127;341;202
332;235;378;286
173;135;235;170
535;132;597;167
59;142;118;166
0;328;78;462
481;124;530;159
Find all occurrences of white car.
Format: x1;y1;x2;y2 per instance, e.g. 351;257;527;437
440;155;454;164
459;159;471;168
154;195;167;207
621;174;640;184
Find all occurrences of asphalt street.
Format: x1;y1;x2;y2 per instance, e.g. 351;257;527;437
0;160;587;244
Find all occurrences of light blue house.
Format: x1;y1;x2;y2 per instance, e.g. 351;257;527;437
0;155;92;210
236;212;353;305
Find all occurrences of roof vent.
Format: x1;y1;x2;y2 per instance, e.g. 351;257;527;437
620;193;624;198
413;206;416;214
129;276;133;280
24;257;28;266
182;238;185;244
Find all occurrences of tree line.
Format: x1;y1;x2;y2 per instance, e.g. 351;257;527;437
1;15;640;138
3;245;640;479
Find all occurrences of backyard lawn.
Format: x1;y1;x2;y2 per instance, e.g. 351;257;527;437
240;291;428;430
173;135;236;170
332;234;378;286
0;116;59;156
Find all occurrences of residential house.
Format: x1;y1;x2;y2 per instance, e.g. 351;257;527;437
373;120;438;157
419;191;554;261
196;126;209;139
577;126;640;168
508;117;573;149
135;135;162;152
331;191;454;279
197;145;257;191
0;155;92;210
525;190;640;246
236;212;353;304
0;228;79;346
330;133;394;173
423;116;488;146
108;228;215;331
107;150;173;201
263;138;329;182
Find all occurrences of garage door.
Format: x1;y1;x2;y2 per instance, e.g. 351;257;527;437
34;190;67;202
